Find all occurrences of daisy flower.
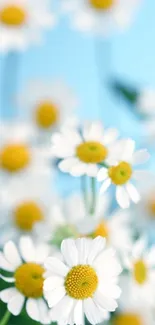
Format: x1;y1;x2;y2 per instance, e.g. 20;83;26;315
0;122;53;180
0;0;55;53
98;138;150;209
44;236;122;325
62;0;140;36
114;275;155;325
34;192;110;247
51;121;119;177
17;80;77;141
78;209;132;255
0;173;56;246
123;237;155;308
0;236;51;323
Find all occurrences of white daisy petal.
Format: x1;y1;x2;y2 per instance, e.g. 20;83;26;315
97;167;108;182
133;170;151;181
0;275;15;283
146;247;155;267
8;292;25;316
52;295;74;322
83;122;104;142
26;298;40;322
58;158;79;173
4;241;21;268
34;244;50;264
116;186;130;209
45;286;66;308
61;239;78;267
0;288;17;303
132;149;150;165
75;238;92;264
126;182;140;203
84;298;104;325
70;162;87;177
44;276;64;292
103;128;119;145
100;179;111;194
86;164;98;177
37;299;51;324
19;236;35;262
132;236;147;259
121;139;135;161
88;236;106;264
73;300;84;325
93;290;118;312
44;257;69;277
0;252;15;272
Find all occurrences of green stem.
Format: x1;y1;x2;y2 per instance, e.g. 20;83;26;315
100;162;109;168
0;310;11;325
90;177;96;215
81;176;88;213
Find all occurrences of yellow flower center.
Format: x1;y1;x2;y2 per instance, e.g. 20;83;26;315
14;201;44;231
148;197;155;218
0;144;30;173
114;313;141;325
15;263;44;298
108;162;132;185
0;5;26;26
76;141;108;163
93;221;109;239
35;101;59;129
89;0;114;10
133;260;147;285
65;265;98;299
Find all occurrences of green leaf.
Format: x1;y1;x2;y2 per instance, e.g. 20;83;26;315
111;80;138;104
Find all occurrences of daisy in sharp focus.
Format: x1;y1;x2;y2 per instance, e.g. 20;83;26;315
97;138;150;209
0;122;53;180
52;121;119;177
44;236;122;325
62;0;140;36
0;0;55;53
0;236;51;323
0;173;57;246
114;275;155;325
123;237;155;308
17;80;77;143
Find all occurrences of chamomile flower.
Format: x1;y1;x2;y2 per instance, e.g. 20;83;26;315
0;122;53;180
34;192;111;247
114;275;155;325
123;237;155;308
0;0;55;53
0;173;56;246
17;80;77;142
52;121;119;177
0;236;51;323
44;237;122;325
98;138;150;209
79;209;132;255
62;0;140;36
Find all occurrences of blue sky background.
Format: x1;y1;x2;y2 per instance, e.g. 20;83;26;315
0;0;155;171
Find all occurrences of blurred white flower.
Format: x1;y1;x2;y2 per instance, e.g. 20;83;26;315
62;0;140;36
0;122;53;180
0;236;51;323
17;80;77;138
123;237;155;308
98;138;150;209
52;121;119;177
137;89;155;117
0;173;56;246
116;274;155;325
132;176;155;231
0;0;56;52
44;237;122;325
34;192;111;246
143;119;155;146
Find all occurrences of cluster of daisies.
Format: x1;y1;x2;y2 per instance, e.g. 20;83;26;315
0;79;155;325
0;0;141;53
